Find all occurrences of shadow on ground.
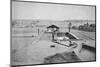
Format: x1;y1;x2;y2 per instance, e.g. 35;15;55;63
43;51;80;64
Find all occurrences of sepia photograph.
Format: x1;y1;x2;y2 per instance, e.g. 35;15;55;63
11;0;96;66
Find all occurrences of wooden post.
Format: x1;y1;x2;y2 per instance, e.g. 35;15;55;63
52;31;55;41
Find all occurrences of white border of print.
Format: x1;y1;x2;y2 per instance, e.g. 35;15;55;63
0;0;100;67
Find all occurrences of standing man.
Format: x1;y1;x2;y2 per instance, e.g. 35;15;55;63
38;28;39;35
68;22;72;32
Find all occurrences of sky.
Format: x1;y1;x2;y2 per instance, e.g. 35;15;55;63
12;1;95;20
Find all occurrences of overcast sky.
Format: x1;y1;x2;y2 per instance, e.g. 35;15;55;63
12;1;95;20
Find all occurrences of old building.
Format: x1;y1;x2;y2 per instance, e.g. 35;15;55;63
46;25;59;33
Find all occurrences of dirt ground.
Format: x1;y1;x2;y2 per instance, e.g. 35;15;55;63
11;28;96;65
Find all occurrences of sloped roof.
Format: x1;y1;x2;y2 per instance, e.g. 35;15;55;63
47;25;59;29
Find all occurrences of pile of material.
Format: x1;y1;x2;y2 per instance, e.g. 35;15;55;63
44;51;80;64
